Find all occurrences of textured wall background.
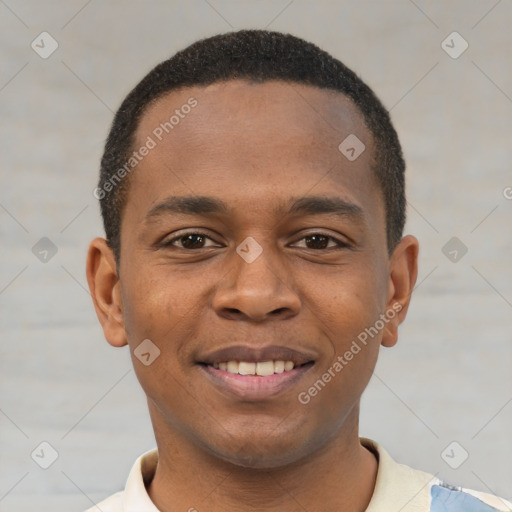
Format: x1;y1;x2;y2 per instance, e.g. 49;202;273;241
1;1;511;510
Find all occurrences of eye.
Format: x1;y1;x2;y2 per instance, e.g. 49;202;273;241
160;231;350;251
163;231;220;250
292;233;350;250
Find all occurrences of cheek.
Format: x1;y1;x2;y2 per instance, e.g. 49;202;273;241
119;261;215;386
296;258;386;396
300;347;378;438
121;277;164;339
298;280;382;422
120;261;189;339
302;259;386;337
120;269;195;422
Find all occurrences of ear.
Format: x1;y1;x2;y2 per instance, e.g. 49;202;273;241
381;235;419;348
86;237;127;347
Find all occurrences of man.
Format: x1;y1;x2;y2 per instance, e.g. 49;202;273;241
86;30;510;511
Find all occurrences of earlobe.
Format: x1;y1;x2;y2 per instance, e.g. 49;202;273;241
381;235;419;348
86;238;127;347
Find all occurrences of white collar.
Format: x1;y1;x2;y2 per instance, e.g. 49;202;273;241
111;438;509;511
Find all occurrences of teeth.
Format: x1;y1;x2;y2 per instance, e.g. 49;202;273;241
238;362;256;375
214;360;296;376
256;361;274;377
227;360;238;374
274;360;285;373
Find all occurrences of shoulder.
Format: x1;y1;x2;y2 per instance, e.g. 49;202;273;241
83;448;159;512
361;438;511;512
430;483;512;512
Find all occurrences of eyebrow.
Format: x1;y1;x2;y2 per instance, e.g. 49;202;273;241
145;195;365;223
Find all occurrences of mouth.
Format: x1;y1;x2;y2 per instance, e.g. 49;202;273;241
208;359;308;375
197;345;316;400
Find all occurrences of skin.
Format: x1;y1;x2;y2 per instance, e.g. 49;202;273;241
87;80;419;511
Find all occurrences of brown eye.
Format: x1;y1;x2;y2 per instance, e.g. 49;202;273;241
164;232;218;250
294;233;349;250
178;234;206;249
304;234;330;249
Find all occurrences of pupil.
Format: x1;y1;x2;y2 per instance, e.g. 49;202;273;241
306;235;328;249
183;234;204;248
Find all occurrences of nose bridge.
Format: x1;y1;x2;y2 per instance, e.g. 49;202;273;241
236;237;280;288
233;234;286;294
213;234;300;320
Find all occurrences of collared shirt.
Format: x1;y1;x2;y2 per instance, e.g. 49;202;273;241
86;438;511;511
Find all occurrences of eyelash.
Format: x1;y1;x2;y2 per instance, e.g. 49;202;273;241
162;231;350;251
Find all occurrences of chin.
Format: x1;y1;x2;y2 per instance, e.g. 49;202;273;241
214;445;307;470
200;428;314;470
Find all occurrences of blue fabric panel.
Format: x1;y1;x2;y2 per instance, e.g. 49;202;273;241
431;485;503;512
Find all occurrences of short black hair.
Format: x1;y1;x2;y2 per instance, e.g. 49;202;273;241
98;29;406;264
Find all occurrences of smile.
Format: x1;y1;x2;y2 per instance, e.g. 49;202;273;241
212;360;296;376
197;344;316;400
199;360;315;400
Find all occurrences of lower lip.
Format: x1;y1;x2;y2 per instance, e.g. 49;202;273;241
199;363;314;400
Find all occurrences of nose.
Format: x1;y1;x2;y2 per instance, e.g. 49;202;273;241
212;243;301;322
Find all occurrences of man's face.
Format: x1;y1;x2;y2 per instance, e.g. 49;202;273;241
102;80;409;468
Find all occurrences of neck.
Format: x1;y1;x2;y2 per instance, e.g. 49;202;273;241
146;404;378;512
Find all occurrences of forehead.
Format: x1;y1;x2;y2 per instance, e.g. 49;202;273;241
127;80;382;228
136;80;371;158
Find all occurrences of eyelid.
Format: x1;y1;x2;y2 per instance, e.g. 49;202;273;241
161;229;351;250
291;231;350;249
161;229;221;248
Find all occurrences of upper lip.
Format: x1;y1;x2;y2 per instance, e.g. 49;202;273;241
199;345;316;366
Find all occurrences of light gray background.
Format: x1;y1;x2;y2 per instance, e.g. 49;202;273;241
1;1;511;510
